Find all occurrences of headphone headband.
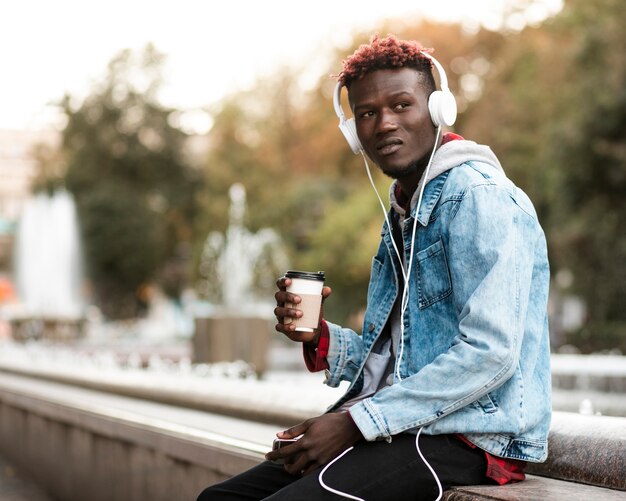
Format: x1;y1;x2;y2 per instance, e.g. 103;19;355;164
334;51;457;154
332;81;347;121
420;52;449;90
333;81;363;154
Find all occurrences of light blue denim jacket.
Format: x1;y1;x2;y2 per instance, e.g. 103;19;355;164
324;144;551;463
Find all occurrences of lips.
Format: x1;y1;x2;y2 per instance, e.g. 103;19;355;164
376;137;403;156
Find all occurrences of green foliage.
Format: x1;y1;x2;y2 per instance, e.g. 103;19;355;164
79;182;163;317
542;0;625;337
298;178;386;327
564;323;626;354
462;0;626;348
197;71;365;308
59;45;203;319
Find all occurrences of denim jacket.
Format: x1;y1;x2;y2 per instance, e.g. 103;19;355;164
324;157;551;463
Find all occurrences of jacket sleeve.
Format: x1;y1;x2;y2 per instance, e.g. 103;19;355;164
323;320;368;387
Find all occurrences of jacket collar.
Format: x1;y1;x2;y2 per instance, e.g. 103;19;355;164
389;170;450;227
388;132;463;227
414;171;449;226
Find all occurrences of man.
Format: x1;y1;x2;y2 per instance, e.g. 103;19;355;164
198;34;551;501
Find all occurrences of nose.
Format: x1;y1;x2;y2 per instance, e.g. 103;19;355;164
377;108;398;134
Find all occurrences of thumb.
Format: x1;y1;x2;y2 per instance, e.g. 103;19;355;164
277;420;310;439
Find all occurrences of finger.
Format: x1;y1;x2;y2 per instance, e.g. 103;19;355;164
274;323;296;336
277;421;309;439
274;308;302;337
275;291;301;308
284;453;312;477
301;462;320;476
274;290;288;304
276;327;319;345
274;305;303;320
321;286;332;300
276;277;291;290
265;448;282;462
265;441;300;463
275;324;303;342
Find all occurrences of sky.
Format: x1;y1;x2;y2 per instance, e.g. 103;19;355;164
1;0;562;133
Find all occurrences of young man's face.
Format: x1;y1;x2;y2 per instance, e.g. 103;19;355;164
348;68;436;183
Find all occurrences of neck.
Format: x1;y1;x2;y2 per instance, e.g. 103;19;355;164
396;132;443;204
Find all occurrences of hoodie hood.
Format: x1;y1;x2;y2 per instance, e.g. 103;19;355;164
389;135;504;217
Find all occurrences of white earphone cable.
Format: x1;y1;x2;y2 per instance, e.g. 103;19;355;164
361;152;407;284
415;428;444;501
329;78;445;500
357;126;444;501
317;431;443;501
395;125;441;381
318;446;365;501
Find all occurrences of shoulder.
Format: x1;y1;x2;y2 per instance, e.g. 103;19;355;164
442;163;538;220
445;161;510;192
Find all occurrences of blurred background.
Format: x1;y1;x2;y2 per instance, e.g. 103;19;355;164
0;2;625;497
0;0;624;357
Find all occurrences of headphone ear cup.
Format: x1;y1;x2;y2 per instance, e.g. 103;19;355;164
428;90;457;127
339;117;363;154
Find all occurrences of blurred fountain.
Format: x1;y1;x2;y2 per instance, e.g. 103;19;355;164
194;183;287;374
8;190;85;340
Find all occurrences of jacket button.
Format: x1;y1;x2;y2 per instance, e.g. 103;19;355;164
368;323;375;332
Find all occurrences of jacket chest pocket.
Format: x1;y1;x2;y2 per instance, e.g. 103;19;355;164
415;238;452;309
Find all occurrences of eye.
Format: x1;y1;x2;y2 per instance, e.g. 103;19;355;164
358;110;375;119
394;102;410;111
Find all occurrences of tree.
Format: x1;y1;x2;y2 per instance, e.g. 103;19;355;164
545;0;626;350
198;69;364;274
59;45;203;319
461;0;626;350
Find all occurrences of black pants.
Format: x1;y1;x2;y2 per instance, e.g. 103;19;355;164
197;433;488;501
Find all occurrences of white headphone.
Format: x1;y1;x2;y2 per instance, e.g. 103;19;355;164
332;51;457;154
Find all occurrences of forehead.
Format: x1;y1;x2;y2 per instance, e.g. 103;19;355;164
348;68;430;107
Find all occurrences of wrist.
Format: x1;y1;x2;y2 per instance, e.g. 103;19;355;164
345;411;364;442
345;411;364;444
304;319;327;347
304;331;321;347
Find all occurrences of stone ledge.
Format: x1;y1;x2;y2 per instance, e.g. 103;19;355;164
0;372;272;501
526;412;626;491
0;370;624;500
445;475;625;500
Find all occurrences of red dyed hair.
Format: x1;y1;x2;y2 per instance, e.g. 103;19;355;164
338;34;435;92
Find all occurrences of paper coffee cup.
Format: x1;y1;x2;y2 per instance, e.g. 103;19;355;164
283;270;325;332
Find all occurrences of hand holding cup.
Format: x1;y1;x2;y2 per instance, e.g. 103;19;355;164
274;271;330;345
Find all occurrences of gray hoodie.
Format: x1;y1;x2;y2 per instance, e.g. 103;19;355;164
389;138;505;217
